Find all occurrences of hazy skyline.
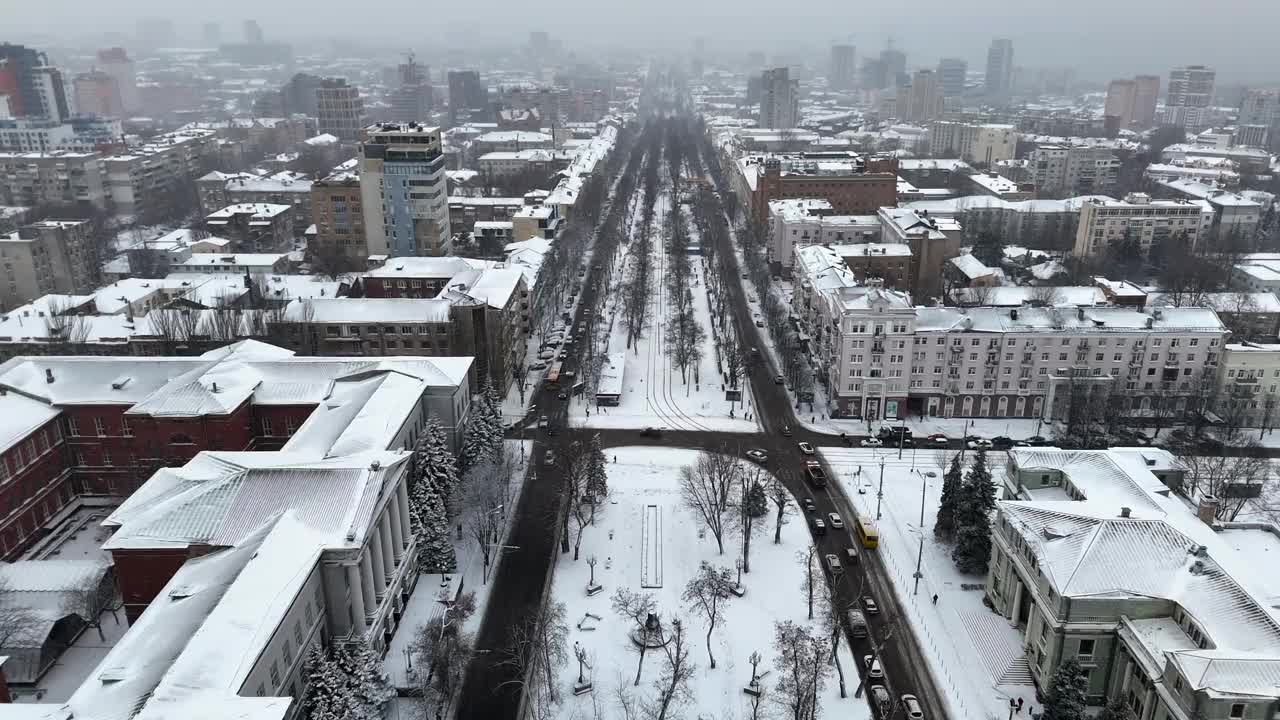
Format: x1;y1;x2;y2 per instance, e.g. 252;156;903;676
9;0;1280;83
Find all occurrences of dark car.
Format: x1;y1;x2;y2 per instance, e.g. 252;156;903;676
640;427;662;438
991;436;1014;450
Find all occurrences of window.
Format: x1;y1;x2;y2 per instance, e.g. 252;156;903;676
68;417;80;437
1229;703;1244;719
170;433;195;445
102;450;112;466
294;620;305;646
94;417;106;437
269;661;281;687
1077;639;1095;659
262;417;274;435
121;417;132;437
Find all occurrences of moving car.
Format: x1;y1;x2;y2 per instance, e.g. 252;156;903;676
927;433;948;446
805;464;827;487
798;442;815;454
557;391;568;400
802;498;816;512
825;553;842;573
537;415;549;428
640;427;662;438
827;512;844;529
813;517;826;535
745;449;768;464
862;595;880;614
864;655;883;679
774;374;785;384
847;609;869;638
543;450;555;465
901;694;924;720
781;425;793;437
991;436;1014;450
871;686;891;717
861;437;883;447
756;320;764;327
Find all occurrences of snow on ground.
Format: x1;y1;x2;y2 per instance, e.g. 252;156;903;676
571;185;758;433
385;440;533;690
549;446;868;720
21;503;117;563
822;447;1032;720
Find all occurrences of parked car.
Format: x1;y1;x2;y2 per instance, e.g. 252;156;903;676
1026;435;1049;446
862;595;880;614
543;450;555;465
864;655;883;679
927;433;948;446
901;694;924;720
557;391;568;400
756;319;764;327
966;438;993;450
871;686;891;717
848;609;869;638
802;498;816;512
828;512;844;529
861;437;883;447
825;553;842;573
745;449;768;464
798;442;815;455
991;436;1014;450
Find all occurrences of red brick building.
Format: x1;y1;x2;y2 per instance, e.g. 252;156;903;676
741;152;900;226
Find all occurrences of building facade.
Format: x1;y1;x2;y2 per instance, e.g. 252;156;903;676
985;38;1014;101
1029;145;1120;196
0;220;97;310
758;67;799;129
829;45;856;91
929;121;1018;165
877;207;962;298
316;79;365;142
737;152;899;227
1073;193;1213;258
359;123;451;258
0;151;108;210
1166;65;1216;129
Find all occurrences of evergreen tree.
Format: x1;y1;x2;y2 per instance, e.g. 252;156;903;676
332;639;394;718
951;449;996;575
1095;698;1133;720
302;644;350;720
416;417;460;514
585;434;609;500
934;454;964;541
413;478;457;573
1042;658;1089;720
459;378;503;473
744;479;768;518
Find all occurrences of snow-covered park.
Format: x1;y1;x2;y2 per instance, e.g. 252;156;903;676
544;446;867;720
822;447;1034;720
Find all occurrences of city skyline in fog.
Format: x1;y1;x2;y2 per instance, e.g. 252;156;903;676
9;0;1280;83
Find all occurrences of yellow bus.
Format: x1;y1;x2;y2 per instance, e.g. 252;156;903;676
855;513;879;549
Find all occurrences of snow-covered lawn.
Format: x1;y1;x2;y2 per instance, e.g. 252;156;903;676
548;446;867;720
571;188;758;433
822;447;1033;720
385;440;533;690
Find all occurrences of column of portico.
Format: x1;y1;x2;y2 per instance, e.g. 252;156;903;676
379;514;396;580
397;483;413;548
388;499;405;562
359;550;377;617
371;527;388;598
346;563;366;631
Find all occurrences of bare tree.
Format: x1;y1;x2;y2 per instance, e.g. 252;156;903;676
611;587;657;686
1029;285;1064;307
1176;447;1270;521
63;572;119;642
772;620;832;720
499;601;569;720
799;546;818;620
411;591;478;717
554;435;591;557
768;478;792;544
646;615;694;720
682;562;736;669
679;449;739;554
146;308;200;354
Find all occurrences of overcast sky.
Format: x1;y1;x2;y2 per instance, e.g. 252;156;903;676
11;0;1280;83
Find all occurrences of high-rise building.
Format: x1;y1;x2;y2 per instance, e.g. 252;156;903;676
447;70;489;124
1167;65;1215;128
97;48;138;114
1239;89;1280;129
280;73;322;117
1104;79;1137;129
879;48;906;88
73;70;123;117
243;19;264;45
201;22;221;47
0;44;43;118
31;66;70;123
0;220;98;309
985;38;1014;101
936;58;967;98
1132;75;1160;129
359;123;451;257
316;78;364;142
758;67;799;129
829;45;856;91
389;54;432;123
898;69;942;123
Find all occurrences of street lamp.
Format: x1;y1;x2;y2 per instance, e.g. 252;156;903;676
912;468;926;596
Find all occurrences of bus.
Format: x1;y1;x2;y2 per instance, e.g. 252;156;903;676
855;513;880;549
545;363;562;391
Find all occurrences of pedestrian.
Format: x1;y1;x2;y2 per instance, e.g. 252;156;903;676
1017;697;1024;713
613;455;617;463
932;594;938;605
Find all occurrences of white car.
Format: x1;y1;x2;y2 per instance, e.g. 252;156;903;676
861;437;883;447
745;449;768;464
828;512;845;529
798;442;815;455
864;655;883;679
967;438;993;450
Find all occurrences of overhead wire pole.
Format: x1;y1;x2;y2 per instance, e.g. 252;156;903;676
875;459;886;520
913;468;926;595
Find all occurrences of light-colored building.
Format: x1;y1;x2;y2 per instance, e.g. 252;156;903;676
904;194;1100;252
511;204;560;242
1167;64;1216;128
929;121;1019;165
969;171;1034;200
985;38;1014;101
101;128;220;218
316;78;364;142
988;446;1280;719
359;123;451;258
96;47;138;114
829;45;856;91
204;203;294;253
0;219;97;309
878;206;963;298
72;70;122;118
1029;145;1120;196
199;170;313;235
0;151;107;209
1153;179;1263;246
1216;342;1280;427
759;67;799;129
1074;193;1213;257
767;198;880;271
897;69;943;124
471;131;554;155
936;58;967;99
477;148;573;179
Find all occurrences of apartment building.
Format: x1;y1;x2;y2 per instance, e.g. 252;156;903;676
767;198;881;271
904;194;1089;252
1073;193;1213;257
359;123;451;258
471;131;554;155
929;121;1019;165
316;78;365;142
988;447;1280;720
0;151;108;210
1167;64;1216;129
199;170;313;234
897;69;943;123
758;67;799;129
71;70;122;118
1029;145;1120;196
1153;179;1263;246
0;220;96;309
310;166;365;267
204;203;294;253
1104;75;1161;130
512;204;560;241
477;148;574;179
101;128;220;217
735;152;899;227
448;196;524;234
877;207;963;298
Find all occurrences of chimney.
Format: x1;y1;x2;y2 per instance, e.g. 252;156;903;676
45;368;54;384
211;381;219;393
1197;495;1219;524
1120;507;1131;518
1076;307;1085;321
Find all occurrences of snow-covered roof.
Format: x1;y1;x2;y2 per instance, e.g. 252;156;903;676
0;560;109;594
951;286;1105;307
283;297;453;324
171;253;287;270
1147;292;1280;314
474;130;553;144
948;253;1000;280
365;256;488;278
827;243;911;258
913;306;1224;334
204;203;291;220
303;133;338;146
